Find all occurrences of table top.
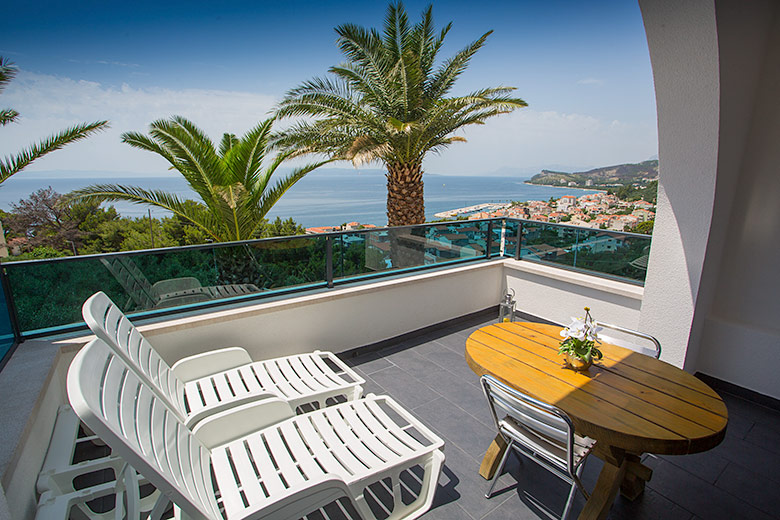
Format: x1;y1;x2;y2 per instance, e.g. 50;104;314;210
466;322;728;455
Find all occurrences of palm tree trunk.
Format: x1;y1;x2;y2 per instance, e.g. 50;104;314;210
386;162;425;226
386;162;426;268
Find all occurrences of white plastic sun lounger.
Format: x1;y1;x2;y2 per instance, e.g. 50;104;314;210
35;406;162;520
82;291;364;426
67;338;445;520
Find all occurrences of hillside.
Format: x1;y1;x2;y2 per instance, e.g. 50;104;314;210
526;160;658;188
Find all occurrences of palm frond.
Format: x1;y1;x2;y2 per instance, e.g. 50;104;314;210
67;184;224;241
224;118;273;187
252;161;329;235
0;57;17;93
0;121;108;183
0;108;19;126
427;30;492;100
218;133;239;158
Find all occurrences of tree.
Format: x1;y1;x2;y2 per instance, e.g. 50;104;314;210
2;187;117;254
631;220;654;235
274;2;526;226
69;116;328;242
0;57;108;183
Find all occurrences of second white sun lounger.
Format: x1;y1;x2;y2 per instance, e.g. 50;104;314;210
82;291;364;426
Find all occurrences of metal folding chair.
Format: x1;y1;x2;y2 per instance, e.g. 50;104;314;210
480;375;595;520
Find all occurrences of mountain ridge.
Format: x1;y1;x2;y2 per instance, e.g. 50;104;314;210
526;159;659;188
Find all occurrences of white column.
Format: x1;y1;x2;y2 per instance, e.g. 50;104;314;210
637;0;720;369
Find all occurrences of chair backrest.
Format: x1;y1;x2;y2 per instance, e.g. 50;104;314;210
480;375;576;472
82;291;187;419
595;321;662;359
100;256;159;309
67;339;222;520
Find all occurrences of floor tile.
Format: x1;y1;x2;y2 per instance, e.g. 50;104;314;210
715;462;776;517
647;459;774;520
367;365;441;409
346;314;777;520
412;397;496;460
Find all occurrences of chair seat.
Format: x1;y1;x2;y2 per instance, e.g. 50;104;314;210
184;351;362;420
211;396;443;519
501;416;595;469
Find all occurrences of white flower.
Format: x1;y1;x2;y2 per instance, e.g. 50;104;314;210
561;313;601;342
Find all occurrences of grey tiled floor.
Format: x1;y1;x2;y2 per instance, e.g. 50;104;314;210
344;313;780;520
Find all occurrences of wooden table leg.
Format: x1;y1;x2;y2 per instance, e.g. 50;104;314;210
479;434;508;480
620;454;653;500
578;459;627;520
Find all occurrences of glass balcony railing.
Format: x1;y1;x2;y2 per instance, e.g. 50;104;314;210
0;218;651;350
0;276;17;369
512;219;651;282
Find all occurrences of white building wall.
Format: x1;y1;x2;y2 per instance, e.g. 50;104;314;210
695;1;780;399
640;0;780;399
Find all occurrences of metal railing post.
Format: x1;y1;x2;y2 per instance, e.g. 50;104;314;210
325;236;334;288
573;228;580;269
0;264;23;370
486;221;493;259
515;220;524;260
0;266;21;344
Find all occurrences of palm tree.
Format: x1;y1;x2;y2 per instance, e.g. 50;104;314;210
69;116;328;242
0;57;108;183
274;2;527;226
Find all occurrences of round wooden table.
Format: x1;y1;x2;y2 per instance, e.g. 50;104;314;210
465;321;728;520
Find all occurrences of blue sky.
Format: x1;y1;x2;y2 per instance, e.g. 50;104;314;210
1;0;657;176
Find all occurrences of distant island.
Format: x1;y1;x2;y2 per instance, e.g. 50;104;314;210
525;160;658;188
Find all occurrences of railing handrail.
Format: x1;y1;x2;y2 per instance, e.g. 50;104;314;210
505;217;652;239
0;217;504;268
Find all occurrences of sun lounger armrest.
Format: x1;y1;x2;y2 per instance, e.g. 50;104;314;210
171;347;253;382
152;277;202;294
192;398;295;449
240;476;353;520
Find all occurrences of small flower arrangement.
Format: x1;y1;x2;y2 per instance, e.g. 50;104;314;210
559;307;603;369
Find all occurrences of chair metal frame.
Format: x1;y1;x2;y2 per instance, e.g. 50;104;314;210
480;375;593;520
595;321;662;359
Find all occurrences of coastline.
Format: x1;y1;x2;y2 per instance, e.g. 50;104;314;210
522;181;606;192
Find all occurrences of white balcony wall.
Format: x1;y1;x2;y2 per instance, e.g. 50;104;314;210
0;347;73;520
142;261;504;365
504;260;643;329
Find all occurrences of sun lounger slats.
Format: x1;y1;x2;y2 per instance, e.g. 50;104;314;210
68;338;445;520
83;291;365;427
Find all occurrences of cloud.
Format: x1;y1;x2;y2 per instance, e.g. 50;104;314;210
577;78;605;86
67;59;140;68
423;109;658;175
0;70;657;177
0;70;277;174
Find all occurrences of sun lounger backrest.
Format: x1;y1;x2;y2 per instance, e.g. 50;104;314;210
99;256;159;309
83;291;187;419
67;339;221;520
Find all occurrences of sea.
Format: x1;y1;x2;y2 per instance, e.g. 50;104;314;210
0;170;599;229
